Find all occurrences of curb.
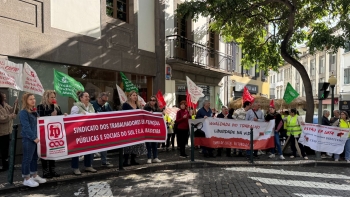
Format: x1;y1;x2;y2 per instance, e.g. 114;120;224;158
0;159;348;195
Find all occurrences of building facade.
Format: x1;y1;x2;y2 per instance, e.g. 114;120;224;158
269;46;341;113
0;0;165;114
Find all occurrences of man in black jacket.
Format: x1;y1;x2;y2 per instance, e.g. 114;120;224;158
216;106;232;157
322;110;331;126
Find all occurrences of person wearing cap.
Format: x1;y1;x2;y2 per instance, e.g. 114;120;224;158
265;101;285;160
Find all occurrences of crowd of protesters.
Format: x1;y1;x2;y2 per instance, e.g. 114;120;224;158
1;90;349;188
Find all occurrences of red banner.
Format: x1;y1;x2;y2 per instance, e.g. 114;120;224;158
37;110;166;160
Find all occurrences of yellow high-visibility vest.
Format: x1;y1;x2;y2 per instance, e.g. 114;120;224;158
287;115;302;136
339;119;350;138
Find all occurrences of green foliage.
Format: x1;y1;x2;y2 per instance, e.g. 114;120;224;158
176;0;350;74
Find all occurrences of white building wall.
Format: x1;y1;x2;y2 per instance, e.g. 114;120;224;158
137;0;155;52
51;0;101;38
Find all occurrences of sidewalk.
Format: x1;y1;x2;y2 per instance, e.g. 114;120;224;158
0;147;346;194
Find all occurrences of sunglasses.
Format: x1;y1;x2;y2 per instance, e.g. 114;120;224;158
150;99;156;101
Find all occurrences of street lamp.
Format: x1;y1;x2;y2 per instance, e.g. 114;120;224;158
328;73;337;117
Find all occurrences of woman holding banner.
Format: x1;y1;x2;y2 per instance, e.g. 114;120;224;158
37;90;62;178
70;91;97;175
143;96;162;164
122;90;147;166
19;93;46;187
334;111;350;162
0;92;18;172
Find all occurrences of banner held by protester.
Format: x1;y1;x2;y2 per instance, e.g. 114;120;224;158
299;123;349;154
189;118;275;149
37;110;167;160
22;62;44;95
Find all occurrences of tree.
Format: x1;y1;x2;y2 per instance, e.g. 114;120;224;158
177;0;350;123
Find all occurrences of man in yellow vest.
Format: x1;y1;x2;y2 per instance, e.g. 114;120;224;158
285;108;308;159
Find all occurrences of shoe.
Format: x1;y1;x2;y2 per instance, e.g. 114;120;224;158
290;155;295;159
32;175;47;183
73;168;82;175
179;154;187;158
347;160;350;163
269;154;275;158
321;154;327;159
184;153;189;157
335;159;339;161
147;159;152;164
152;158;161;163
304;156;308;160
78;156;84;161
130;161;140;165
85;167;97;173
279;155;285;160
23;178;39;187
101;162;113;168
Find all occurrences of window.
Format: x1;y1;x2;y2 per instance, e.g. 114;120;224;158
311;80;316;96
209;31;215;58
310;59;315;76
106;0;128;22
270;88;275;99
319;56;324;74
270;76;272;83
330;54;336;72
277;90;279;99
273;75;275;83
345;68;350;84
345;41;350;53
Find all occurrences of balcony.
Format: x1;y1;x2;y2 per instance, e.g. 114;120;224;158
166;35;232;80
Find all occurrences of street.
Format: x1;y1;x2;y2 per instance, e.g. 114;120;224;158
4;166;350;197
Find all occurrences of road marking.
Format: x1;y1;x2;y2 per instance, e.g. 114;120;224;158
87;181;113;197
224;167;350;179
249;177;350;191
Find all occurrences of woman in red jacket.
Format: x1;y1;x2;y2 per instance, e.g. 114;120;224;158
175;100;190;158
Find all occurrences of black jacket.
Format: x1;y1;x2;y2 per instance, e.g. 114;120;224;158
217;112;233;119
322;116;331;126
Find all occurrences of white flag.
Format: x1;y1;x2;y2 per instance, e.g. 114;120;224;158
0;59;23;90
138;95;146;107
116;84;127;104
186;76;204;103
22;62;44;95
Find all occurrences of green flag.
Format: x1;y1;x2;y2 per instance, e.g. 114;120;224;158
54;70;84;102
120;72;139;93
283;82;299;104
216;93;223;106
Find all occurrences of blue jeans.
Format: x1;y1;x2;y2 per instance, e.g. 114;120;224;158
335;138;350;160
145;142;158;159
21;138;38;178
71;154;92;169
271;131;283;155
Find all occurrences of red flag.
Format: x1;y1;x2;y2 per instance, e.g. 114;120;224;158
186;90;198;109
269;100;275;108
156;90;166;109
243;86;255;103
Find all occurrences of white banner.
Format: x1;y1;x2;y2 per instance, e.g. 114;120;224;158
299;123;349;154
116;84;127;104
23;62;44;95
0;59;23;90
189;118;275;149
186;76;204;103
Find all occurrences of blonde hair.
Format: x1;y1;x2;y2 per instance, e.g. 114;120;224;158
41;90;58;109
21;93;35;112
127;90;140;109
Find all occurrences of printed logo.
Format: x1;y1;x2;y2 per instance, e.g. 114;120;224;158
47;123;63;140
47;123;65;149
